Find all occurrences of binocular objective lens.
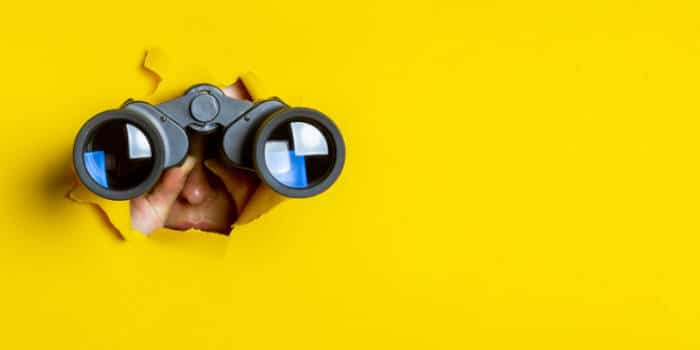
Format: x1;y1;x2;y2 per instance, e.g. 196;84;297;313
264;121;333;188
83;120;155;190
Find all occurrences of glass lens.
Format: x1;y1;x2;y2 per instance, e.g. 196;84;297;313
83;120;155;190
263;121;333;188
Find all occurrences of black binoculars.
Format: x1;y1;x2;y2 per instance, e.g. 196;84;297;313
73;84;345;200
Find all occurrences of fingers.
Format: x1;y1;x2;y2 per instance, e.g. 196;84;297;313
236;183;286;225
204;158;285;225
130;196;161;234
147;156;197;211
130;156;197;234
204;159;259;215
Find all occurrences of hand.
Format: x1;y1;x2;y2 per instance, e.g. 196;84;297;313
130;156;197;234
130;80;269;234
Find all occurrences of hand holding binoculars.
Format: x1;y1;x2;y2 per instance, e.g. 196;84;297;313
73;84;345;200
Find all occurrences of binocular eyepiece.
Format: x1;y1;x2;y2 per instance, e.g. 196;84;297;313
73;84;345;200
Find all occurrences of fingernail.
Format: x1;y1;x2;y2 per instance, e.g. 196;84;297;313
182;156;196;170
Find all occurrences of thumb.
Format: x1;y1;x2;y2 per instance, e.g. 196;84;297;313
130;156;197;234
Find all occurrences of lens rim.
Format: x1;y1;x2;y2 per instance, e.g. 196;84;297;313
73;109;165;200
253;107;345;198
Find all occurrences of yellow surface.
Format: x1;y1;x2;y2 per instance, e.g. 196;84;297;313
0;0;699;348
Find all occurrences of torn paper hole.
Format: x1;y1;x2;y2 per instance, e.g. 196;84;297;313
67;48;286;240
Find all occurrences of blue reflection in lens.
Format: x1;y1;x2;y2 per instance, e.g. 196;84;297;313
84;150;108;188
264;141;309;188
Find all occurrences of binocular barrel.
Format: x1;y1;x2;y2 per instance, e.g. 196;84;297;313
73;84;345;200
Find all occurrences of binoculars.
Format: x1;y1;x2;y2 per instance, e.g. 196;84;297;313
73;84;345;200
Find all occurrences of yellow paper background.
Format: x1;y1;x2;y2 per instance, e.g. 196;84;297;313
1;0;699;348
